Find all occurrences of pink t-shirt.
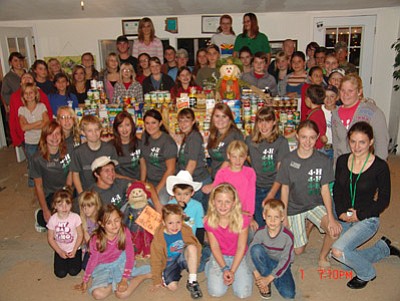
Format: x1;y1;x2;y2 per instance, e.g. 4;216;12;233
338;101;360;130
47;212;82;253
204;215;250;256
213;166;256;215
83;227;134;283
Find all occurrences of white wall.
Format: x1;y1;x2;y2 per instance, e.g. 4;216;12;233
1;7;399;142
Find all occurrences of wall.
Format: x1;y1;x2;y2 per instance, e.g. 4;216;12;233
0;7;399;143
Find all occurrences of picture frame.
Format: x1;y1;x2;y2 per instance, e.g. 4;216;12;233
122;19;140;36
269;40;298;58
165;17;178;34
201;15;221;34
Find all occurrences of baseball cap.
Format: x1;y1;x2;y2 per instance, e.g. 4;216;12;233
116;35;129;44
91;156;118;171
334;41;347;52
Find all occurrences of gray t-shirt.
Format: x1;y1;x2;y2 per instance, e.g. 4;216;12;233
115;143;141;180
18;103;47;144
178;130;209;181
276;150;334;216
91;178;130;209
208;129;244;179
70;141;118;191
246;135;290;188
31;152;70;197
139;132;177;185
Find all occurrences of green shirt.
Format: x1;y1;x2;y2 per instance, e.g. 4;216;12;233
234;32;271;54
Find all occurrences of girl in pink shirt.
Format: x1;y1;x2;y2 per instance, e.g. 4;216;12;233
75;205;151;299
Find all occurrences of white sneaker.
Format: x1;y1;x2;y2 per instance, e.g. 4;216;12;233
34;209;47;233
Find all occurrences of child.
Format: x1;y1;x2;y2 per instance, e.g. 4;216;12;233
301;66;325;121
76;204;151;299
270;51;291;97
70;115;118;194
211;140;256;230
305;84;327;150
170;67;202;102
78;190;102;270
166;170;204;244
112;63;143;104
246;107;290;228
47;187;83;278
324;53;339;82
282;51;307;98
247;199;296;299
204;183;253;298
18;83;49;187
322;85;339;159
150;204;203;299
48;73;78;116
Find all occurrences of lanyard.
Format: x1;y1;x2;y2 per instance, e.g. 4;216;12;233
349;152;370;208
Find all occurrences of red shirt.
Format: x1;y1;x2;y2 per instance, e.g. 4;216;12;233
338;101;360;130
307;107;326;149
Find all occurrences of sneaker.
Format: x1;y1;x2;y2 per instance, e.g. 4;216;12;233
186;280;203;299
34;209;47;233
259;283;271;300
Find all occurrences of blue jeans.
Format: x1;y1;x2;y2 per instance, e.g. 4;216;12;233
332;217;389;281
250;244;296;299
193;175;212;212
254;187;281;228
205;254;253;298
24;143;38;187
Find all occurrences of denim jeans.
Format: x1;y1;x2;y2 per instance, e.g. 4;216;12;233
332;217;390;281
24;143;38;187
193;175;212;212
250;244;296;299
254;187;281;228
205;254;253;298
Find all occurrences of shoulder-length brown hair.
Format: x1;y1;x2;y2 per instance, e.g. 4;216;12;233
113;111;138;156
138;17;155;42
252;107;279;143
242;13;259;37
39;120;66;161
207;103;240;150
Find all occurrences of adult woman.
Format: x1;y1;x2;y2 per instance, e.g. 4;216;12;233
1;52;26;110
56;106;80;153
47;58;63;81
99;52;120;102
206;103;244;180
142;57;175;94
112;63;143;104
332;122;398;289
132;17;163;62
331;74;389;164
170;67;201;101
136;53;151;84
139;109;177;204
211;15;236;58
233;13;271;64
192;48;208;78
69;65;90;104
112;111;141;181
276;120;341;268
177;108;211;207
32;60;55;95
9;73;53;147
31;120;71;231
81;52;99;81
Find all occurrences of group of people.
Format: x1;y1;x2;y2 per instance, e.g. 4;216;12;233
1;12;399;301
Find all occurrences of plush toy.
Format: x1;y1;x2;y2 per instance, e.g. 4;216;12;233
123;181;153;258
216;56;246;100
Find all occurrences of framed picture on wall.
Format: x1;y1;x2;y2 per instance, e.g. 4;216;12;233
201;15;221;34
122;19;140;36
269;40;298;58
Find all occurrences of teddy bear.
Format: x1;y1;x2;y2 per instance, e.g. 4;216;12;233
122;181;154;258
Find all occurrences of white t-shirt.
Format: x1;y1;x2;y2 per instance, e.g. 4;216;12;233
210;33;236;57
322;105;333;144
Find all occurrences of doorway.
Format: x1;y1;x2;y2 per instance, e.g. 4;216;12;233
313;15;376;97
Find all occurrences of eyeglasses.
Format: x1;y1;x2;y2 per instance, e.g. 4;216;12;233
122;69;132;72
59;115;73;120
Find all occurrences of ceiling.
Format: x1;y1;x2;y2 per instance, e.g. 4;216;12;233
1;0;399;21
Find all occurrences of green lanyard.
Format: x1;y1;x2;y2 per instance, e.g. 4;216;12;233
349;152;370;208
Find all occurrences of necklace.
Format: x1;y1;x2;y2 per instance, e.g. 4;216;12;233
349;152;370;208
